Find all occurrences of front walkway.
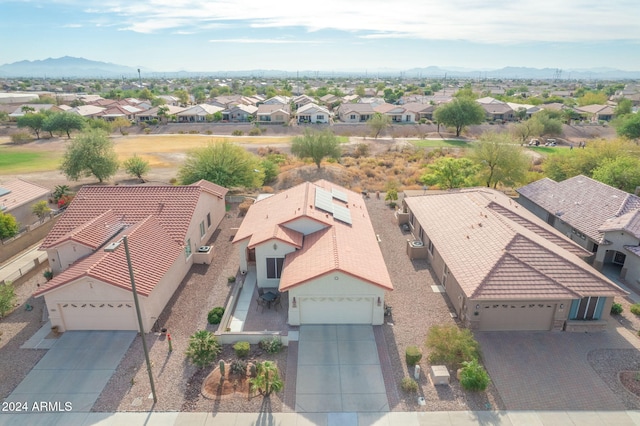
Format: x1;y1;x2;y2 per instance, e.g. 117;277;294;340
295;325;388;413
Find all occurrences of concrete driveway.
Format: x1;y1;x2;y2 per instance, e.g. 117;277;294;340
295;325;388;413
476;326;639;410
5;330;135;412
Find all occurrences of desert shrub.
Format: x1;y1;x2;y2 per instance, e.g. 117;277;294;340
0;282;17;318
206;130;213;135
259;337;283;354
228;276;236;283
459;359;490;391
150;119;158;125
401;377;419;393
169;177;178;185
144;128;151;134
611;302;623;315
189;130;199;134
232;130;244;136
207;307;225;324
230;359;248;375
630;304;640;316
43;270;53;281
405;346;423;366
233;341;250;358
249;127;262;136
262;186;274;193
238;199;254;216
425;325;481;369
185;330;221;368
10;132;32;144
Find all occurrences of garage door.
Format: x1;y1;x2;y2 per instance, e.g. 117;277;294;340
478;303;556;331
299;297;373;325
59;301;137;331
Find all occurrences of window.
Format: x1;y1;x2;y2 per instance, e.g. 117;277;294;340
418;227;424;243
571;297;603;320
266;257;284;279
350;114;356;120
185;239;192;258
200;221;206;238
409;211;415;228
207;213;211;228
316;115;324;120
428;239;434;255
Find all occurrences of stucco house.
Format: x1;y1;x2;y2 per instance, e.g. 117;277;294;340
402;188;626;332
374;103;415;123
296;103;330;124
337;103;375;123
233;180;393;326
574;104;616;122
177;104;225;122
34;181;228;332
0;179;50;229
256;104;291;124
517;175;640;287
223;104;258;122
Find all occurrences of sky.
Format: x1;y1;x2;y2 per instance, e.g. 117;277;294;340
1;0;640;72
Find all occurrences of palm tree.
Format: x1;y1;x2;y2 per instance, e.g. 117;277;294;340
249;361;283;396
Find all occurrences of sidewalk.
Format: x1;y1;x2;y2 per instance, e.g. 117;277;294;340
0;243;47;284
1;410;639;425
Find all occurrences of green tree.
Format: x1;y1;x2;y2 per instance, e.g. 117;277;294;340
0;212;20;239
178;141;263;188
123;155;150;181
0;281;17;319
425;325;481;370
151;97;166;107
421;157;478;189
355;85;366;97
367;112;392;139
185;330;222;368
157;105;170;124
173;89;189;106
138;88;154;101
615;98;632;117
261;159;279;183
85;118;112;132
249;361;284;397
17;112;45;139
459;359;491;392
290;129;341;169
42;112;86;138
32;200;51;223
471;132;530;188
615;113;640;139
434;97;486;137
530;112;562;137
0;111;8;123
591;156;640;193
60;129;119;183
110;117;132;135
511;119;543;143
577;91;608;106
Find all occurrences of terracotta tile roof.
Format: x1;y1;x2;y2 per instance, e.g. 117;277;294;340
517;175;640;242
405;189;625;300
0;178;49;211
35;216;183;297
234;180;393;291
189;180;228;199
52;210;124;250
41;182;220;249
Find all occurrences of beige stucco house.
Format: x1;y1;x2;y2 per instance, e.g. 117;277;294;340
35;181;228;332
233;180;393;326
0;178;50;229
517;175;640;287
256;104;291;124
296;103;330;124
402;188;626;332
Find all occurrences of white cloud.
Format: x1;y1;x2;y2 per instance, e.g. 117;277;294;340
61;23;83;28
46;0;640;43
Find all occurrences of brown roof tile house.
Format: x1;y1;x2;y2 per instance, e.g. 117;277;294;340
35;181;228;332
403;188;626;332
0;178;50;228
233;180;392;325
517;175;640;288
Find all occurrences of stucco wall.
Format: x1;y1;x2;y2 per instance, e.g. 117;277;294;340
595;231;640;282
47;242;93;275
287;271;385;326
255;239;297;288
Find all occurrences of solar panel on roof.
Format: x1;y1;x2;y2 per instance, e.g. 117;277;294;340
0;187;10;197
333;204;352;225
315;188;334;214
331;188;348;203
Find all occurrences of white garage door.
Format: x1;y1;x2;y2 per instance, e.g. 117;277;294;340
59;301;137;331
479;303;556;331
300;297;373;324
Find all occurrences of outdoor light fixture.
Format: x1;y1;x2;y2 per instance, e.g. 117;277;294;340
105;235;157;403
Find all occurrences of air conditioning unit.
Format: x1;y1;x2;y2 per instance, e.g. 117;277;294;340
197;246;211;253
409;240;424;248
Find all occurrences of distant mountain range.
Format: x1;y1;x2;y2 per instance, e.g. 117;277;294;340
1;56;639;80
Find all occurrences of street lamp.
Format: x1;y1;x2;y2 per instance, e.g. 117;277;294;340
105;235;157;403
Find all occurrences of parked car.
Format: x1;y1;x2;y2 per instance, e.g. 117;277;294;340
545;140;557;147
529;139;540;146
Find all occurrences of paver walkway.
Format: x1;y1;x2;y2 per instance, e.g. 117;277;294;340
295;325;388;413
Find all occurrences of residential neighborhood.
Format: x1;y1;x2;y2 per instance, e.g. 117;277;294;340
1;71;640;425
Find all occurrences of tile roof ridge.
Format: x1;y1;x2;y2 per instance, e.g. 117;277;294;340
331;225;339;269
617;194;640;217
45;209;123;248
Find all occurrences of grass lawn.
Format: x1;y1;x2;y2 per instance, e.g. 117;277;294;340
527;146;571;156
410;139;470;148
0;145;62;175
